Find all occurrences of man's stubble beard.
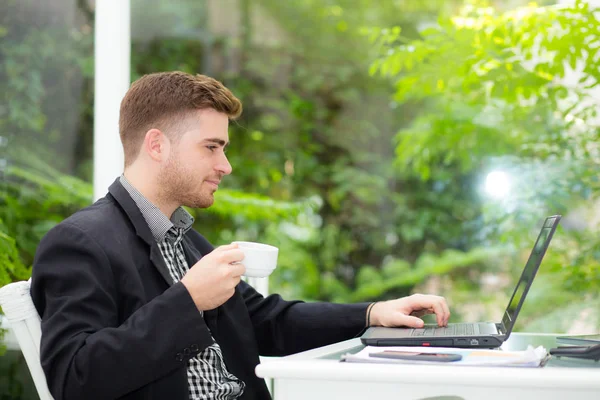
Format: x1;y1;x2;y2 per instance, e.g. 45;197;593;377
157;157;215;211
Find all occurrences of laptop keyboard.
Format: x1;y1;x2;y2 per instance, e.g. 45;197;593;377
411;323;480;337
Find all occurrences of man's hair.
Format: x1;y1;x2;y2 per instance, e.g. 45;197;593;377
119;71;242;166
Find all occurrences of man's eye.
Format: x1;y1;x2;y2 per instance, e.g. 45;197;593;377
206;146;217;152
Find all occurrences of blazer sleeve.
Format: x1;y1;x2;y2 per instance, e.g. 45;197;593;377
30;222;213;400
238;281;369;356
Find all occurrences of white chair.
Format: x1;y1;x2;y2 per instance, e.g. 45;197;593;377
0;279;54;400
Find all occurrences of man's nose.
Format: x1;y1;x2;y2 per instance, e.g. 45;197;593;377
216;152;233;175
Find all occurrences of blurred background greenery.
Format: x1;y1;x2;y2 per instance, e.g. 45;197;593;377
1;2;599;387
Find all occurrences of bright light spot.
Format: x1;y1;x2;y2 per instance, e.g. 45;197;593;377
485;170;510;198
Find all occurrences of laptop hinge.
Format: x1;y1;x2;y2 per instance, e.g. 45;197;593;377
496;323;505;335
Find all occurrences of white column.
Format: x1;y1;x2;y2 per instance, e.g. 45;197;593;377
93;0;130;201
246;277;269;297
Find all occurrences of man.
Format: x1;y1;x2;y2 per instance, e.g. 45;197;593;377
31;71;450;400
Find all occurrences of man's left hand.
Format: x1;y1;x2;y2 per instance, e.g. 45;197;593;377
368;294;450;328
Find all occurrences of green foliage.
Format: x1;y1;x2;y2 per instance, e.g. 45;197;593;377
208;190;315;221
0;0;95;177
371;0;600;328
349;246;506;302
371;1;599;179
0;349;39;399
0;0;96;295
213;0;507;304
0;221;26;288
0;150;92;286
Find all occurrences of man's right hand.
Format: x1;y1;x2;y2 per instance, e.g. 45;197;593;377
180;243;246;311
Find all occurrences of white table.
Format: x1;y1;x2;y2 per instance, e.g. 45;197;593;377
255;333;600;400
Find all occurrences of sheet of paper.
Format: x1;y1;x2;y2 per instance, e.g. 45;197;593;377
342;345;548;367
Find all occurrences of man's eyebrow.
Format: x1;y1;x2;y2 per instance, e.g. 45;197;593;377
203;138;229;148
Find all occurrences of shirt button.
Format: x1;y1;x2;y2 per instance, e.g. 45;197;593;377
175;353;183;362
183;348;190;356
190;344;199;352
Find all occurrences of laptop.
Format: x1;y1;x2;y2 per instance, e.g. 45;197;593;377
361;215;561;348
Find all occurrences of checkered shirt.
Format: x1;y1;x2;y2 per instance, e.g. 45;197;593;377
120;176;245;399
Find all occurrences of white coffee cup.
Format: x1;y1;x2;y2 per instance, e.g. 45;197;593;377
233;241;279;278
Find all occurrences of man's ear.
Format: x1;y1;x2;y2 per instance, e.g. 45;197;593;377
143;128;169;162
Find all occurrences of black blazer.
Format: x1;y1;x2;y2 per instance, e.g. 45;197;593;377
31;179;369;400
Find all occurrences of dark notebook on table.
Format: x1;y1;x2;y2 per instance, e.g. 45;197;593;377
361;215;561;349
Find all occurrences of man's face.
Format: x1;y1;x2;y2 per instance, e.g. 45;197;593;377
157;108;232;209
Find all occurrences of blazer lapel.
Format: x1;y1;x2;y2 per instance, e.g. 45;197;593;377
182;236;219;334
107;178;174;287
150;244;175;286
182;236;203;266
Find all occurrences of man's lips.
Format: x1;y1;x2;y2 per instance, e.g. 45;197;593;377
205;180;220;188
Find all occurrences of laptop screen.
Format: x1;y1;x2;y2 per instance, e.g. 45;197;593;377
501;215;561;335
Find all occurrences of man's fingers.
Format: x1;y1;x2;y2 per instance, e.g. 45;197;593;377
433;297;450;326
431;301;446;327
229;262;246;278
215;243;239;252
393;313;425;328
410;309;434;318
440;300;450;325
218;249;245;265
372;296;450;328
411;295;449;326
